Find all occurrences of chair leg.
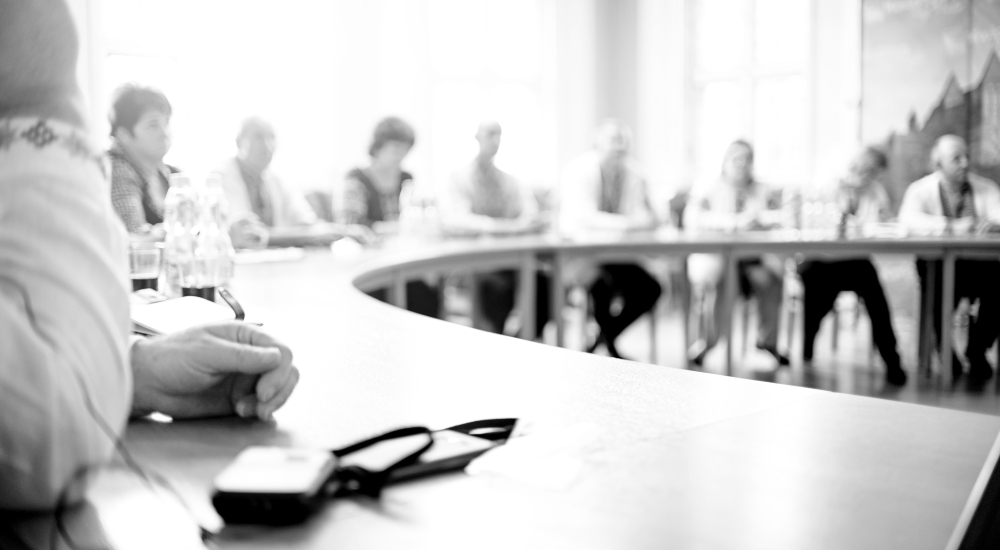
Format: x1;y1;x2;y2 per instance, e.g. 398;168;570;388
648;308;658;365
831;307;839;353
741;297;751;357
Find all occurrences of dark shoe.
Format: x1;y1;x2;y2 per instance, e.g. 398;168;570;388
968;354;994;382
885;364;908;386
587;332;605;354
757;343;790;366
951;353;964;379
688;341;708;367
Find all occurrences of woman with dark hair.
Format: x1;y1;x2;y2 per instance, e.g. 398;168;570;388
337;116;441;318
107;83;178;236
338;116;417;228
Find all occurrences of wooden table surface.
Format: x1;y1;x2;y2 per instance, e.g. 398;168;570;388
6;243;999;550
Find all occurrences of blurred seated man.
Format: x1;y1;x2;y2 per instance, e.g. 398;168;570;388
559;119;661;359
0;0;299;510
440;120;550;337
684;140;788;367
797;147;907;385
899;134;1000;381
217;116;332;249
108;83;176;238
336;117;441;318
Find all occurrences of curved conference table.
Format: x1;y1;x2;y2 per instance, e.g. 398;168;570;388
8;231;1000;550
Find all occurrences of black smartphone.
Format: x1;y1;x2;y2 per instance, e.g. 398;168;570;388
211;447;338;525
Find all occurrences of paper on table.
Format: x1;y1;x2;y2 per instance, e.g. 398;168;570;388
130;296;235;335
233;247;306;264
465;422;604;491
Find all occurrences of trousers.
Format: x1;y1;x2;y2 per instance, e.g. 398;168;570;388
916;259;1000;361
690;257;783;352
368;280;441;319
474;270;551;338
797;259;900;367
589;263;661;348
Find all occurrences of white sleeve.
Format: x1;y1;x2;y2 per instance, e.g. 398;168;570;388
0;122;132;510
899;180;946;233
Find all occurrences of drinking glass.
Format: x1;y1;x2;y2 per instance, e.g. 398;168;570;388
129;242;162;292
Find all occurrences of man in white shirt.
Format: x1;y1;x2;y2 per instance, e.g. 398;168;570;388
218;116;318;249
1;0;299;510
558;119;661;359
440;120;549;336
899;134;1000;381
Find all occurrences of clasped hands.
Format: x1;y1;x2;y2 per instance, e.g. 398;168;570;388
130;322;299;421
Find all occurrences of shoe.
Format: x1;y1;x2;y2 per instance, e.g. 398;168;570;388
688;341;708;367
586;332;605;354
951;353;964;379
757;343;790;366
968;354;994;382
885;364;907;386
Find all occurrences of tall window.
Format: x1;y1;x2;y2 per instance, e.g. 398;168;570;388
689;0;812;188
426;0;556;190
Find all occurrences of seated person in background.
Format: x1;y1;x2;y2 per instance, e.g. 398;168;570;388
216;116;331;249
899;134;1000;381
684;140;788;367
440;120;550;337
559;119;661;359
1;0;299;510
797;147;907;386
336;116;440;318
108;83;176;238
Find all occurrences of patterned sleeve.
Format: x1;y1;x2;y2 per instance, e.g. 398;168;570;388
336;175;370;226
108;155;148;233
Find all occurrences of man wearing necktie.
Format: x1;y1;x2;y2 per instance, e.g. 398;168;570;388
217;117;318;249
900;135;1000;382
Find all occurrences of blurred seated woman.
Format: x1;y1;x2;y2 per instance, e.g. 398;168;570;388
684;140;787;367
107;84;177;240
336;116;440;318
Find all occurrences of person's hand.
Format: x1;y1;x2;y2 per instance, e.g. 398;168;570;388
230;217;270;249
130;322;299;421
977;219;1000;234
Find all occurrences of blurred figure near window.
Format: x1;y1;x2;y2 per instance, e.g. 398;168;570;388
559;119;661;359
797;146;906;386
337;116;440;318
107;84;176;238
685;140;787;367
440;120;550;337
216;116;317;249
900;134;1000;382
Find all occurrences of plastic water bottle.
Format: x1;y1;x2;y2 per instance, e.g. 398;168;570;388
162;174;199;297
196;174;235;295
163;173;235;301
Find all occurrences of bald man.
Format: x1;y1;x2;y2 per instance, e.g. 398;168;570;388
216;116;317;248
441;120;549;336
900;134;1000;381
0;0;298;510
558;119;661;359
